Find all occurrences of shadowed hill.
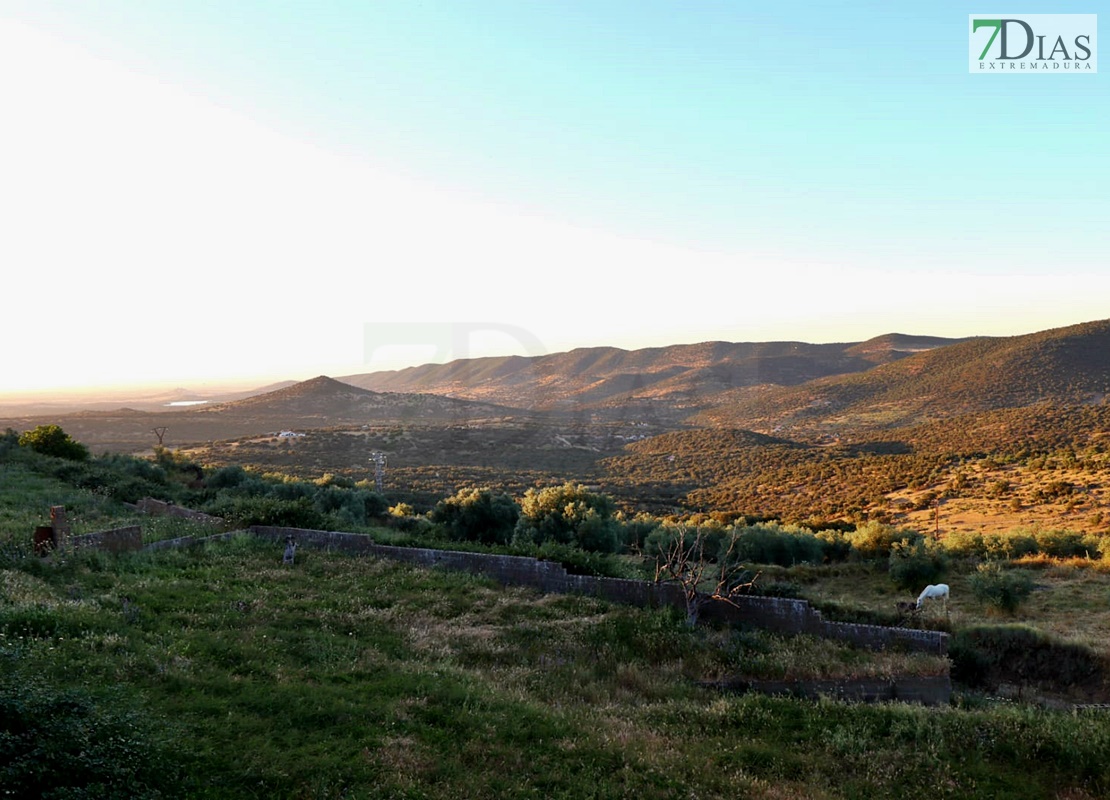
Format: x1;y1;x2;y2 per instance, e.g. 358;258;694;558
844;333;964;363
189;375;525;424
696;319;1110;433
340;334;961;412
0;376;528;453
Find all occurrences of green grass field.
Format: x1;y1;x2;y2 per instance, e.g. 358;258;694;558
5;442;1110;798
2;536;1109;799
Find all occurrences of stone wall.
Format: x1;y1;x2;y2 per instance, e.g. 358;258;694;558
142;531;241;552
249;525;948;656
71;526;143;554
135;498;225;526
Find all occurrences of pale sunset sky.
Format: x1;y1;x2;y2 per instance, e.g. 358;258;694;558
0;2;1106;395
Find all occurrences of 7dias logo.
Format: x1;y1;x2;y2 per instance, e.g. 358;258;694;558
970;14;1097;72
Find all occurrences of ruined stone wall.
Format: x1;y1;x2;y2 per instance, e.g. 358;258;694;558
249;525;948;656
70;526;143;553
135;498;225;526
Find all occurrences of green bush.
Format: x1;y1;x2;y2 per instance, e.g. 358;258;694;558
731;522;825;567
520;541;635;578
323;488;388;528
0;427;20;456
942;531;986;559
17;424;89;461
153;446;205;482
432;487;520;545
751;579;804;598
0;674;176;798
194;468;389;531
814;528;852;562
315;472;356;489
982;532;1039;560
968;562;1035;612
642;524;726;564
31;457;168;504
514;483;620;553
1034;528;1100;559
206;464;250;490
888;538;948;590
385;513;435;535
642;524;692;562
617;513;660;553
267;480;315;502
314;485;362;517
204;496;326;529
96;452;169;486
846;521;922;560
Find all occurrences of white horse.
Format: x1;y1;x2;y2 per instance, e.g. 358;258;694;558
916;583;949;612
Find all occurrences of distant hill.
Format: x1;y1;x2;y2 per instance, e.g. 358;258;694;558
0;376;526;453
339;334;962;414
695;319;1110;433
203;375;521;423
843;333;963;362
8;320;1109;529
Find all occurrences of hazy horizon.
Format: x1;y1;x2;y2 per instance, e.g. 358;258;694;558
1;314;1105;403
2;3;1106;396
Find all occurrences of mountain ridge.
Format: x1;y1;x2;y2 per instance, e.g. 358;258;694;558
698;318;1110;433
339;332;966;412
197;374;525;422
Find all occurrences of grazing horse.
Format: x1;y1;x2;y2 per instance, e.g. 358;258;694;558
916;583;949;612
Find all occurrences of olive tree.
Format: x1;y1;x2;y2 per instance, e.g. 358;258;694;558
514;482;620;553
18;425;89;461
431;487;519;545
654;526;758;626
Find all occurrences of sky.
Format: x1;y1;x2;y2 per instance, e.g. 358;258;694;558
0;1;1107;396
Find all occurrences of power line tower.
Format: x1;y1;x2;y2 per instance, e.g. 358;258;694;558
369;451;387;493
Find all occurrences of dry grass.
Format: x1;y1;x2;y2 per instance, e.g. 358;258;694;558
890;462;1110;536
798;557;1110;661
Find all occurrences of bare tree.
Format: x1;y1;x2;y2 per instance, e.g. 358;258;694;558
654;526;759;626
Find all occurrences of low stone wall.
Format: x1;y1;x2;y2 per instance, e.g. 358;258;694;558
142;531;242;551
700;595;947;655
1076;704;1110;714
135;498;225;526
71;526;143;554
249;526;948;656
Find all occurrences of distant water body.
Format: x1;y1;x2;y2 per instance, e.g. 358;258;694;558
164;400;209;407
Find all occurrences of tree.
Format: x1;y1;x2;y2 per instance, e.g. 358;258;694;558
17;425;89;461
653;526;758;626
969;562;1034;613
847;520;922;560
0;427;19;456
431;487;519;545
888;538;948;591
514;483;620;553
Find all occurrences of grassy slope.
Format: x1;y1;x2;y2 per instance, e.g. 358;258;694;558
3;448;1110;797
0;460;122;541
0;459;224;549
1;539;1107;799
796;560;1110;655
